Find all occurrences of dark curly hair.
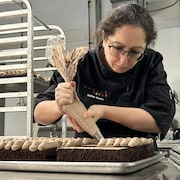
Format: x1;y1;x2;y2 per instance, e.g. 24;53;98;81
96;3;157;46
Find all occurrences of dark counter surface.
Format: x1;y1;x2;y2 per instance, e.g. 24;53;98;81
0;159;179;180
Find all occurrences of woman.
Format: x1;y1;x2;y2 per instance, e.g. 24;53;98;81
34;3;175;143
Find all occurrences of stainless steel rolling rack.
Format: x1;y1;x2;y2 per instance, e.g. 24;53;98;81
0;0;66;137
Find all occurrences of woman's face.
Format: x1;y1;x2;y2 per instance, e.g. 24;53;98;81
102;25;146;73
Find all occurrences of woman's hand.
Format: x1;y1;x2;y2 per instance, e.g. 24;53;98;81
55;81;76;108
66;105;105;133
83;105;104;122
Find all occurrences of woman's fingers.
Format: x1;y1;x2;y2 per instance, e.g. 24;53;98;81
55;81;75;106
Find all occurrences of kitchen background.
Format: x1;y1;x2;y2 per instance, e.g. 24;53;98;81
0;0;180;138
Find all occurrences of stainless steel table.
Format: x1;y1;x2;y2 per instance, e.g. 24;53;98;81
0;159;179;180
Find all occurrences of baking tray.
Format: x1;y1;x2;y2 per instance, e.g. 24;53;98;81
0;152;165;174
157;139;180;149
169;150;180;166
168;159;180;171
171;145;180;154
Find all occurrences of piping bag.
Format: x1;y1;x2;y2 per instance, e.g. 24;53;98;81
46;36;104;140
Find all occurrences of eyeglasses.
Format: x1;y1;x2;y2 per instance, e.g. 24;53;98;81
108;45;145;62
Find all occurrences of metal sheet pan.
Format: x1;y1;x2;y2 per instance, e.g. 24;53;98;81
0;152;165;174
169;150;180;166
157;139;180;149
168;159;180;171
170;149;180;159
171;145;180;154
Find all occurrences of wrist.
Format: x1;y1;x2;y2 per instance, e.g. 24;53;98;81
54;101;64;116
98;105;106;119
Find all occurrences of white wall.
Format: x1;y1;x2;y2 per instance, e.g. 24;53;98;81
4;98;27;136
155;26;180;90
30;0;97;51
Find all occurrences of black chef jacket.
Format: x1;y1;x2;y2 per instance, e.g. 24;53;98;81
34;45;175;141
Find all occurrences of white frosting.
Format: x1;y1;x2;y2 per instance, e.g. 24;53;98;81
0;137;153;151
106;138;115;146
113;138;122;147
120;137;131;146
128;137;143;147
97;138;107;146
